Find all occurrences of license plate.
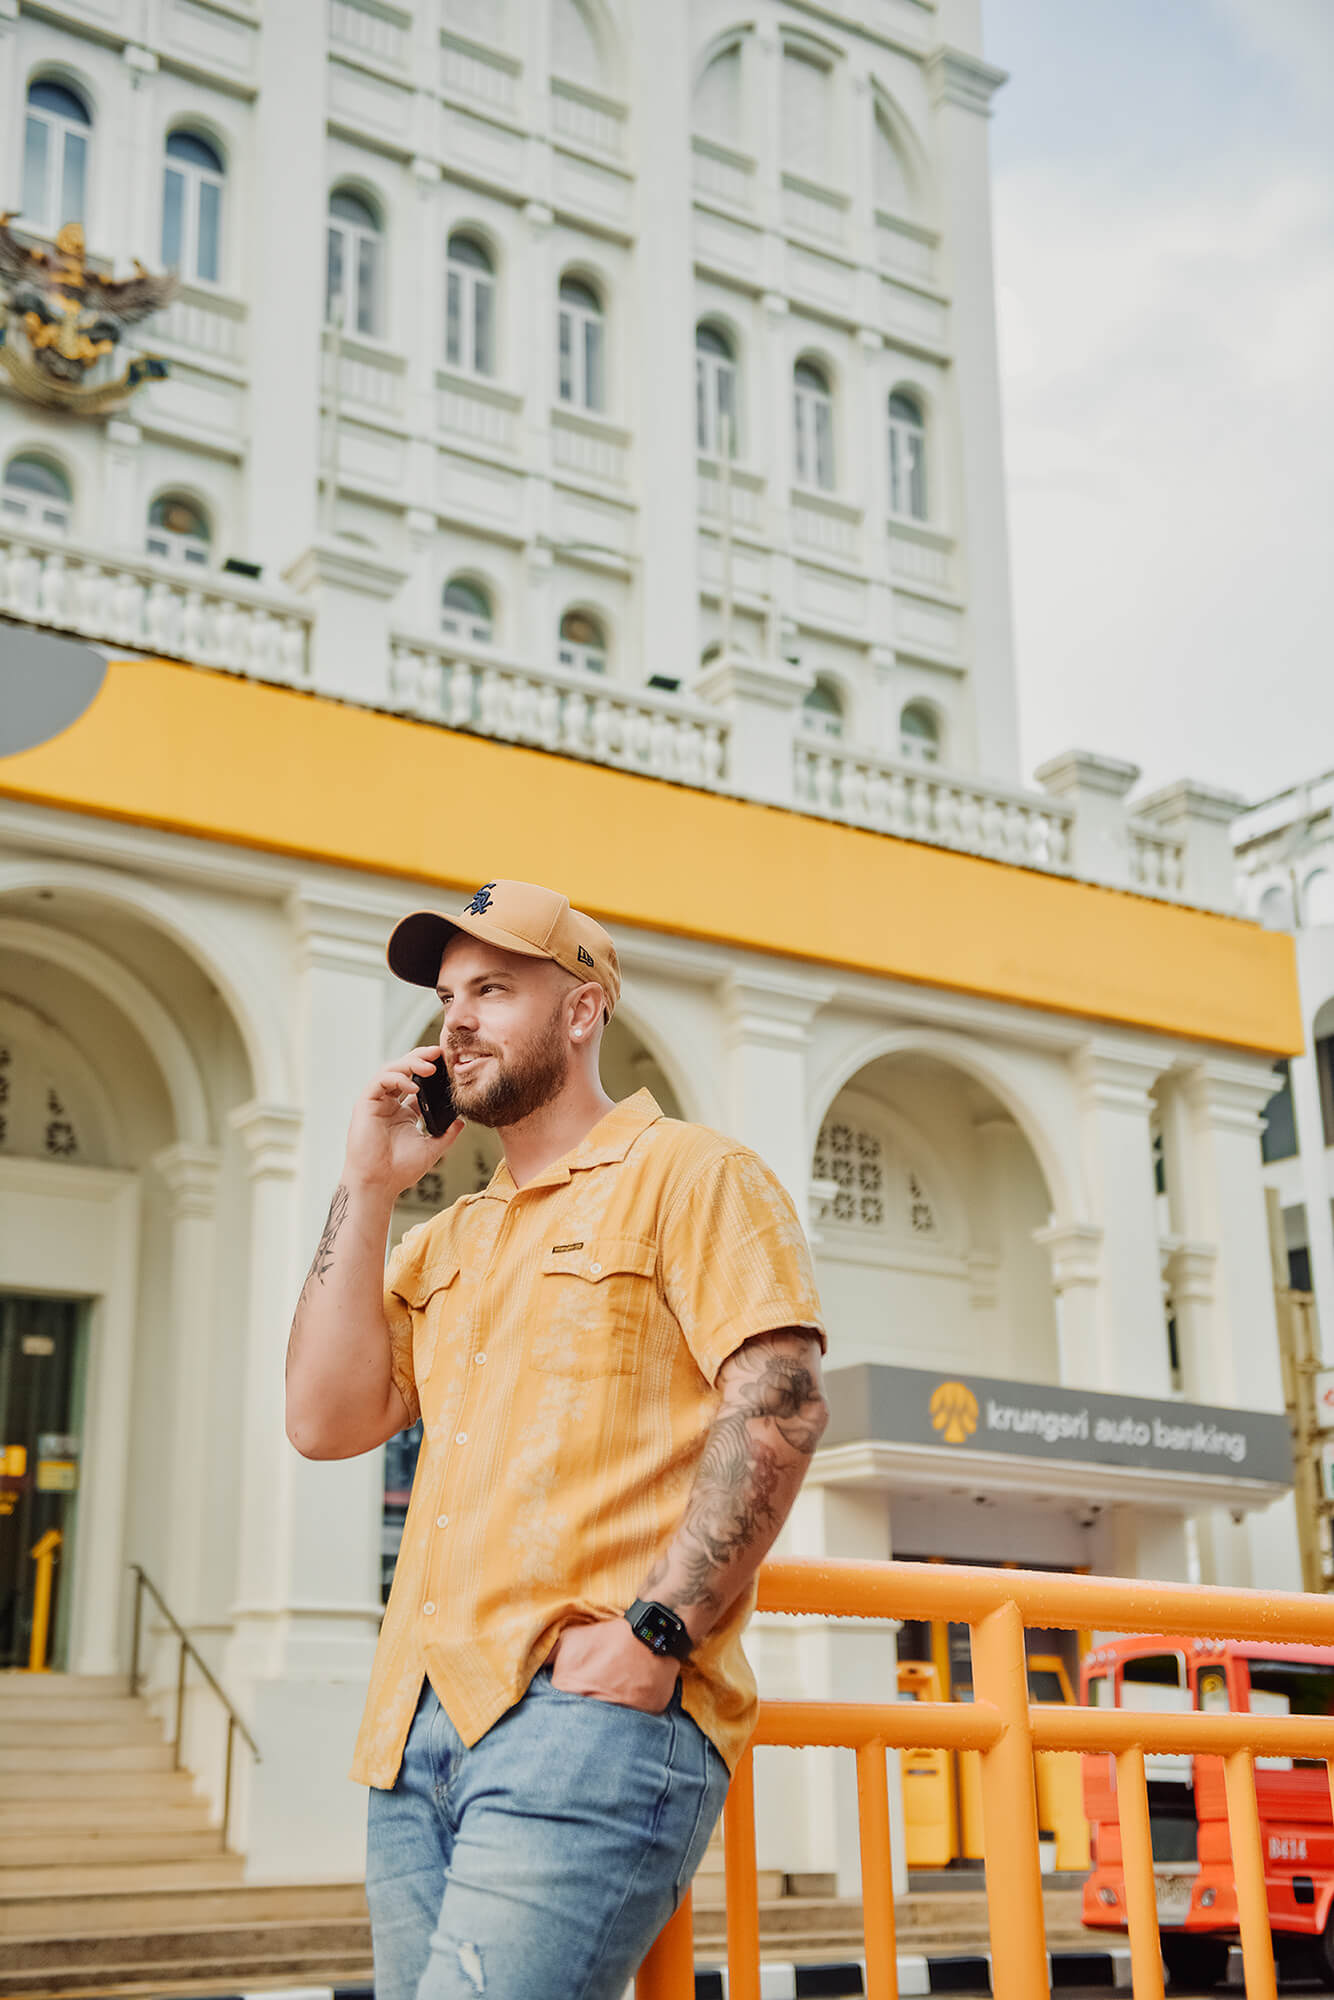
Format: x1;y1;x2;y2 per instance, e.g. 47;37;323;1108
1155;1875;1194;1926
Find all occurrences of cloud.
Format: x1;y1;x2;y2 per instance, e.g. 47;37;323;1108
995;155;1334;801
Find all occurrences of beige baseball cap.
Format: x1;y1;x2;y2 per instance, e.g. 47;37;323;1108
386;879;621;1017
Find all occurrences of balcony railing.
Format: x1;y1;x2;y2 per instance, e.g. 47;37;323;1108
0;526;311;682
795;738;1076;875
388;640;729;791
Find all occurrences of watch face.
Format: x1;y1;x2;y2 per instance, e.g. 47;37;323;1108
635;1603;683;1654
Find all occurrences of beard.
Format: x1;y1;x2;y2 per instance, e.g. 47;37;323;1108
448;1004;570;1129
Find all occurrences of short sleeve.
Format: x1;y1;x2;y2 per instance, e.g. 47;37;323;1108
383;1233;421;1429
659;1147;826;1387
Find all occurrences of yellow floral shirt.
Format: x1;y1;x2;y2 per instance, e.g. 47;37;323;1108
350;1090;825;1787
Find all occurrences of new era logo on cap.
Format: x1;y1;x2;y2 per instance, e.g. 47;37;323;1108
386;880;621;1018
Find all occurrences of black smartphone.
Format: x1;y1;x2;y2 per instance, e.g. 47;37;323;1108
416;1056;458;1138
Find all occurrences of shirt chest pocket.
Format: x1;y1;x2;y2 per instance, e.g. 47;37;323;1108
532;1237;658;1377
403;1256;462;1386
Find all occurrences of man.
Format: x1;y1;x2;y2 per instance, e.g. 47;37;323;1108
285;879;828;2000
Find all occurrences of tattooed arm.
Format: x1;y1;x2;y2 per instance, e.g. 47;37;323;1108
640;1328;829;1636
284;1045;462;1461
549;1328;827;1708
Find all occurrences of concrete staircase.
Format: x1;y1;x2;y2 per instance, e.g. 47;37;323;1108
0;1673;365;1998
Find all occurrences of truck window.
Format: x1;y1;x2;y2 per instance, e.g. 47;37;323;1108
1119;1652;1189;1710
1246;1659;1334;1771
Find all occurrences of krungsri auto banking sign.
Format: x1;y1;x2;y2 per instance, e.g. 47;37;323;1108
825;1363;1294;1486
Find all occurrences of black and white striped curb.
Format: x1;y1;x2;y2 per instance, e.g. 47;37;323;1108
174;1951;1137;2000
686;1950;1134;1996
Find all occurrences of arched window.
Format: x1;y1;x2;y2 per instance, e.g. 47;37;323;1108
558;276;605;412
693;44;742;145
558;609;607;676
442;577;493;645
695;324;738;456
1303;868;1334;928
162;131;224;284
813;1114;939;1238
873;103;912;216
801;677;844;740
1259;884;1294;931
146;492;211;567
445;233;496;377
782;47;830;181
793;358;834;491
327;189;383;337
888;391;927;521
899;700;940;765
2;454;72;533
22;80;91;235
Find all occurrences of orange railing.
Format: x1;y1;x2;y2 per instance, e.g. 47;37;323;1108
636;1557;1334;2000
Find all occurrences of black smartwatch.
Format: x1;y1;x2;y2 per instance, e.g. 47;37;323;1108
625;1599;693;1662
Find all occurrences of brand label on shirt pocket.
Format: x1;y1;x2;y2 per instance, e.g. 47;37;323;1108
534;1237;657;1376
404;1257;461;1384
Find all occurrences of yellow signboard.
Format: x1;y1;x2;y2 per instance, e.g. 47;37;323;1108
35;1460;77;1493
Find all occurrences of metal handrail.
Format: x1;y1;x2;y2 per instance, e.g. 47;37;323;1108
636;1556;1334;2000
128;1563;260;1853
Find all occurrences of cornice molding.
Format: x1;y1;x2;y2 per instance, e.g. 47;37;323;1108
152;1143;222;1218
229;1100;302;1178
925;46;1008;116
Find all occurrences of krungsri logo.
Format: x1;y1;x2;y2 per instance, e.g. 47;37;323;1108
930;1379;979;1446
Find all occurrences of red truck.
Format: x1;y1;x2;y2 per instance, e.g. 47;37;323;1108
1081;1633;1334;1988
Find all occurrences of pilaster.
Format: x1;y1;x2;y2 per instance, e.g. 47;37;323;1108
718;971;833;1223
153;1142;222;1628
101;421;142;555
1032;1220;1103;1389
1072;1042;1173;1396
285;543;409;706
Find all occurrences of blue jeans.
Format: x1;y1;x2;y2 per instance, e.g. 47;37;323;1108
365;1669;730;2000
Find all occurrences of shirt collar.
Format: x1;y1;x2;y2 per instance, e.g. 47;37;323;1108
483;1090;664;1196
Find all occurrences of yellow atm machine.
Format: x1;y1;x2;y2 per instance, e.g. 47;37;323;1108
897;1660;956;1867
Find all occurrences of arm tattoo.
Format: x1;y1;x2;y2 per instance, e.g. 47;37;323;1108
657;1331;827;1615
296;1184;349;1312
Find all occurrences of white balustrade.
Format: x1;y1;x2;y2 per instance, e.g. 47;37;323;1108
327;341;405;414
438;380;517;450
0;529;310;683
329;0;408;67
552;418;628;486
876;214;937;284
782;177;848;244
794;501;859;561
697;468;763;530
795;741;1076;875
692;141;755;210
390;642;728;792
441;39;516;111
551;86;625;157
1129;825;1187;898
154;289;245;365
889;526;953;590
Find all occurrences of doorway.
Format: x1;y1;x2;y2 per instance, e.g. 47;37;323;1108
0;1295;87;1670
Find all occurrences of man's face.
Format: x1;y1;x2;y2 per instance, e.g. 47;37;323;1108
434;935;575;1128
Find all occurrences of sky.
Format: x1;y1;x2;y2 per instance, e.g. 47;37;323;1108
980;0;1334;804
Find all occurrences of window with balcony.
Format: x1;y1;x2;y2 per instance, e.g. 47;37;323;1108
327;189;383;337
899;701;940;765
22;80;91;235
557;276;605;412
793;359;834;491
162;131;224;285
695;324;739;457
2;454;72;533
146;492;211;567
888;391;927;522
801;677;844;740
782;46;830;182
445;233;496;378
558;609;606;676
443;577;494;645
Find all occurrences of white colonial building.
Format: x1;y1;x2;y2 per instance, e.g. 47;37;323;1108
0;0;1305;1893
1235;774;1334;1354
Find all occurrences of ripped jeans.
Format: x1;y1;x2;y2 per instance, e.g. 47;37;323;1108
365;1670;729;2000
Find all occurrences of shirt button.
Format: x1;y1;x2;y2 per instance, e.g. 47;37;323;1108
422;1601;436;1616
474;1352;487;1366
590;1261;602;1274
455;1431;468;1445
436;1515;449;1529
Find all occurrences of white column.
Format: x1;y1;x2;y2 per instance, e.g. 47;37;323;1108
1032;1221;1103;1389
1289;1026;1334;1355
718;972;832;1224
1180;1058;1301;1593
1073;1045;1172;1397
767;1481;905;1900
246;0;326;569
520;201;557;663
116;46;159;271
153;1143;221;1628
630;0;696;686
1035;751;1141;892
1157;1073;1218;1395
923;45;1019;783
101;420;142;554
